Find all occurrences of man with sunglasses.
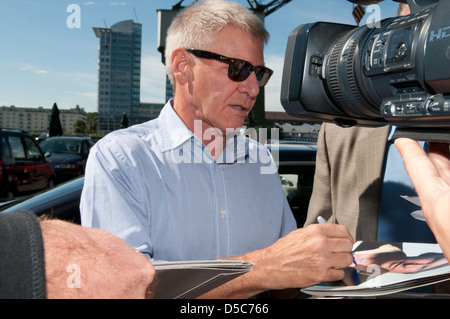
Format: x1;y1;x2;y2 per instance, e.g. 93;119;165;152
80;0;354;298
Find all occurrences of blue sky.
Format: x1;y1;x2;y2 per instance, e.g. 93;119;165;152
0;0;399;113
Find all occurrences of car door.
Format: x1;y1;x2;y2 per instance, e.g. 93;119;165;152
0;135;15;195
22;135;53;191
7;135;49;193
7;135;31;193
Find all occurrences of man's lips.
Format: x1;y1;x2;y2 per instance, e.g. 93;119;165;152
230;104;250;113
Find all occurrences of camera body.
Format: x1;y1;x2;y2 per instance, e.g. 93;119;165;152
281;0;450;138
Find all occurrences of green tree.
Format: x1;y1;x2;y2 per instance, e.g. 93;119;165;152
120;112;129;129
49;103;63;137
75;104;85;113
86;112;98;135
73;119;87;135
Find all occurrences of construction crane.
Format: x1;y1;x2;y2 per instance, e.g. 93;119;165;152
246;0;292;16
171;0;292;16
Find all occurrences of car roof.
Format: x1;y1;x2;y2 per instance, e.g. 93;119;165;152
0;128;33;136
44;136;90;141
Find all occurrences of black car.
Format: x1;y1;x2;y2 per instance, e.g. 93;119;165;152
267;143;317;227
0;142;317;228
0;176;83;224
0;128;55;199
40;136;94;183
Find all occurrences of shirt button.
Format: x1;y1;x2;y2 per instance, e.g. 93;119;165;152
220;209;226;216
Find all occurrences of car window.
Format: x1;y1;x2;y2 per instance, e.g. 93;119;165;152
1;136;12;160
23;137;43;160
66;141;80;154
8;136;26;159
278;164;316;228
81;141;89;154
41;139;80;154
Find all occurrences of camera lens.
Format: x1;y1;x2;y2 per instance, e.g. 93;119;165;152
324;24;383;119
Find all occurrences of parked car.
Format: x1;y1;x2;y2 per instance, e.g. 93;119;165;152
0;128;55;199
0;142;317;228
0;176;83;223
40;136;94;183
267;143;317;227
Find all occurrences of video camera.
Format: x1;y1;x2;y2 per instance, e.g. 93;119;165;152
281;0;450;141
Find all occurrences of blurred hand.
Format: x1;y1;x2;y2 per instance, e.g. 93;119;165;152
41;219;155;299
395;137;450;260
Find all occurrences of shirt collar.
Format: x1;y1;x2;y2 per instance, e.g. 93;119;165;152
159;100;193;152
158;100;254;162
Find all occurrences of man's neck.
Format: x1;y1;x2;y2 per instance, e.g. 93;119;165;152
172;98;227;160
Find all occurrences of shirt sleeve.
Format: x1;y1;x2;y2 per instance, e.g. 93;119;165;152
80;137;154;259
281;195;297;236
0;210;46;299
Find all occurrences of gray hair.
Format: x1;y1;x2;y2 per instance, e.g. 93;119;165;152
164;0;269;87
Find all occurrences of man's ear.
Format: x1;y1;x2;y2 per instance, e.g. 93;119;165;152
171;48;190;86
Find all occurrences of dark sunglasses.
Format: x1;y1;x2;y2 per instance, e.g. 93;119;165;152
185;49;273;87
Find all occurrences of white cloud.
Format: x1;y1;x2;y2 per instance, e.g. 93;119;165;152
19;63;50;75
264;54;285;112
109;2;127;6
70;91;97;99
83;1;96;5
62;71;97;88
140;54;166;103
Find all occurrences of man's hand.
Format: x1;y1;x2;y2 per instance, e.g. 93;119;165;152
40;219;155;298
201;223;354;298
256;223;354;290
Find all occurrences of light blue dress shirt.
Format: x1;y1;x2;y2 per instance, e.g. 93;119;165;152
80;101;296;261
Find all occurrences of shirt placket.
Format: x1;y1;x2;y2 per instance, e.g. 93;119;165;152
212;162;230;258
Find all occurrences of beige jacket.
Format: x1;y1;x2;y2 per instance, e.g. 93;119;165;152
305;123;390;241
